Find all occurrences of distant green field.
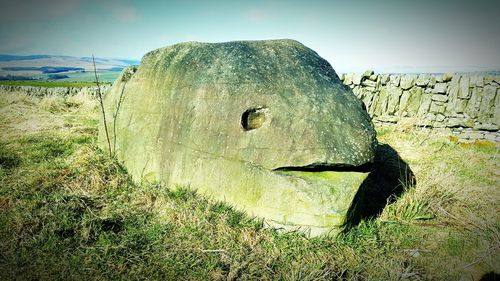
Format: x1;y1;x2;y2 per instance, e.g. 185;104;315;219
0;80;110;88
55;70;122;83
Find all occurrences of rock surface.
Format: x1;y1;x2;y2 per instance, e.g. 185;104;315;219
99;40;377;235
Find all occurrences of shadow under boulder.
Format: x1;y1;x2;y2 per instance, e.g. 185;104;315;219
343;143;416;230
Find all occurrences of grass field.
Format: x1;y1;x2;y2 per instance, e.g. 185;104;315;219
0;91;498;280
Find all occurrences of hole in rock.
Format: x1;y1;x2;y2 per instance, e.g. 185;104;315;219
241;107;267;131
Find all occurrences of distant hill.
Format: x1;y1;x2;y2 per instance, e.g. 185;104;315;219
0;54;139;70
0;54;140;82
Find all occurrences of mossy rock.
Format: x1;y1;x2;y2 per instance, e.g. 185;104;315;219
99;39;377;235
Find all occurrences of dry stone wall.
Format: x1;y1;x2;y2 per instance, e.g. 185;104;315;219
341;71;500;142
0;85;111;97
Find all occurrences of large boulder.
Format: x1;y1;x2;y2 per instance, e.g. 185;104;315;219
99;39;377;235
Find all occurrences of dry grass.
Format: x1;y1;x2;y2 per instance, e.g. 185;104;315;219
378;122;500;280
0;90;498;280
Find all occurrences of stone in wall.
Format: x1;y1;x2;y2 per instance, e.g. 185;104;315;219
465;87;482;119
433;83;447;94
361;79;377;89
478;85;496;123
343;73;353;85
373;87;389;116
428;76;436;87
470;75;484;87
389;75;400;87
442;73;453;82
447;116;467;128
430;101;446;114
484;76;500;85
362;70;374;78
361;88;375;109
445;76;461;115
352;74;362;85
398;90;411;116
380;74;390;85
386;87;403;115
400;74;417;90
495;89;500;125
416;74;430;86
417;92;432;117
431;94;448;102
474;123;498;131
454;99;468;114
458;76;471;99
406;86;423;116
351;85;361;97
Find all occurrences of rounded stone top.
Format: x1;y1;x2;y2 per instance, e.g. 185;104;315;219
139;39;343;91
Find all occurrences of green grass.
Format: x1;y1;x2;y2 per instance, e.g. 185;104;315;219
0;80;110;88
0;91;498;280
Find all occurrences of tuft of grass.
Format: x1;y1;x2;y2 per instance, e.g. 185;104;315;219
0;91;498;280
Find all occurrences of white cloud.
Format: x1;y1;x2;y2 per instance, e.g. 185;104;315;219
103;0;141;23
242;8;269;22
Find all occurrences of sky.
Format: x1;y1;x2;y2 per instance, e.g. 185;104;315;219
0;0;499;73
